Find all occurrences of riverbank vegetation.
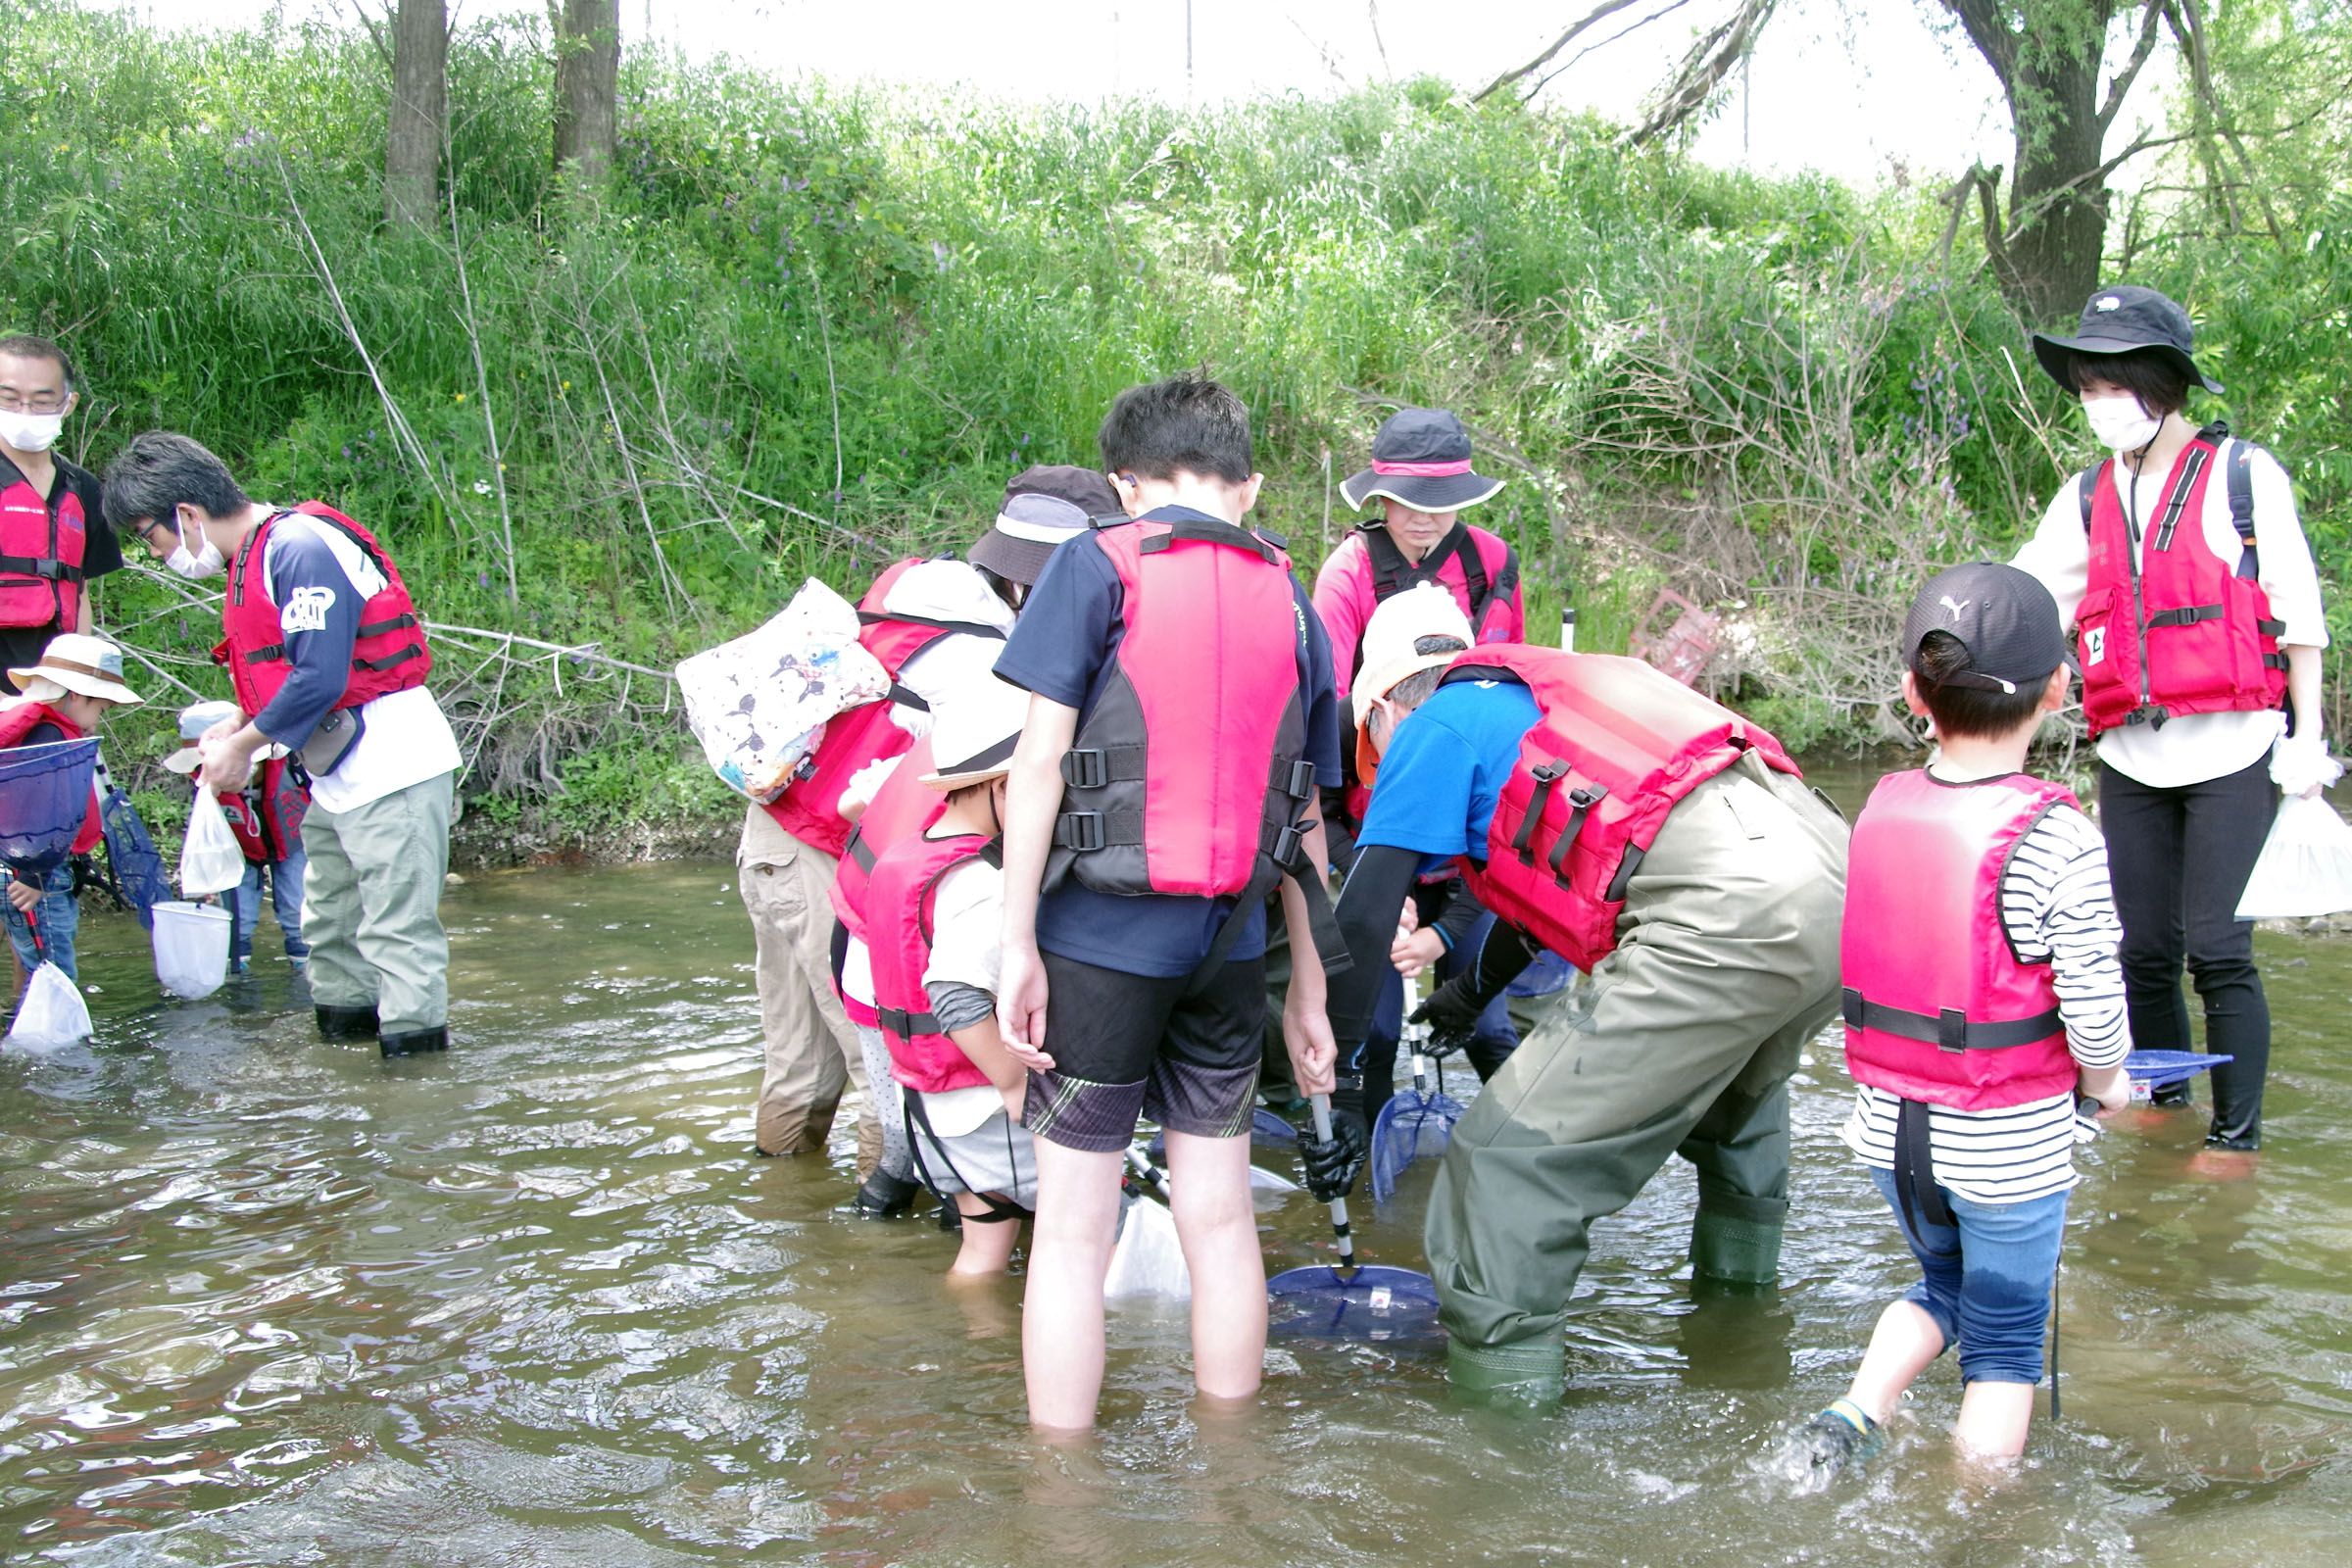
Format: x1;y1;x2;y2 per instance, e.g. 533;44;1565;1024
5;0;2348;837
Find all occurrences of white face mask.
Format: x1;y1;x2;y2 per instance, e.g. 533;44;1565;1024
166;519;225;581
0;412;64;454
2082;392;2161;454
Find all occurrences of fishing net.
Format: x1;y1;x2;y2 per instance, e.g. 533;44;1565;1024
1103;1193;1191;1299
1368;1059;1465;1202
1144;1106;1298;1164
2125;1050;2233;1089
5;960;90;1053
0;739;98;877
98;788;170;928
1266;1262;1443;1342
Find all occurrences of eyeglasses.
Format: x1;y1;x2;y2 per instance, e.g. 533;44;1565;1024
0;392;70;415
129;517;178;552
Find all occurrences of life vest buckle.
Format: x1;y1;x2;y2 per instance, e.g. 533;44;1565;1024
1059;748;1108;790
1282;758;1317;802
1269;821;1306;872
1055;811;1105;853
1937;1007;1968;1054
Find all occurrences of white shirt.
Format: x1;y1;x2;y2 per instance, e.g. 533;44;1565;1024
922;851;1004;997
2012;443;2326;788
262;515;462;814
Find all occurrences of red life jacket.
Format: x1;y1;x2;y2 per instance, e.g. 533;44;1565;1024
1046;516;1319;904
1840;769;2080;1111
2074;428;2288;737
866;830;999;1096
761;560;1006;858
1448;647;1799;972
214;503;433;720
216;759;310;864
0;700;101;855
0;460;86;632
828;733;946;941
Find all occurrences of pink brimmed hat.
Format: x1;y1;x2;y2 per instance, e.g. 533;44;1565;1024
1338;408;1505;514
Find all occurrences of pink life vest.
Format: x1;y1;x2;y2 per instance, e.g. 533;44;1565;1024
829;733;946;942
1840;769;2080;1110
215;503;432;719
2075;429;2288;736
866;829;998;1096
1046;516;1320;903
0;700;102;855
1449;646;1799;972
0;460;86;632
762;561;1005;858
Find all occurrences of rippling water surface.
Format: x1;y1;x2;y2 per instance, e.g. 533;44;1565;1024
4;771;2350;1564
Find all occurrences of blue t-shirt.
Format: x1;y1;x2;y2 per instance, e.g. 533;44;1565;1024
993;506;1344;979
1354;679;1541;874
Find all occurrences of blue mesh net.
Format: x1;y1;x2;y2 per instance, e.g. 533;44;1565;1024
0;738;98;877
2125;1050;2233;1088
1267;1262;1442;1342
1369;1079;1465;1202
99;788;171;928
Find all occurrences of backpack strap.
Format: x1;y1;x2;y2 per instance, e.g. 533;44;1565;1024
1359;521;1412;599
2076;465;2099;533
2224;437;2260;581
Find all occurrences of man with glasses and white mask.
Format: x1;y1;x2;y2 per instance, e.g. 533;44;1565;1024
0;336;125;674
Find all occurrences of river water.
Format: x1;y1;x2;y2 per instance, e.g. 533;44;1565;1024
3;762;2350;1565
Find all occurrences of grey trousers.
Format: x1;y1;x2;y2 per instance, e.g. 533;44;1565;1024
301;770;454;1035
1424;753;1848;1350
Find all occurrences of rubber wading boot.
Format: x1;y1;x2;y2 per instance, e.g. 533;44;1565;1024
1690;1210;1785;1286
1446;1336;1567;1405
316;1004;379;1041
378;1026;448;1058
854;1169;921;1219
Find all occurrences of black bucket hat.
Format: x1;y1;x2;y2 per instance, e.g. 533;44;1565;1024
967;465;1122;586
2031;285;2223;396
1338;408;1506;514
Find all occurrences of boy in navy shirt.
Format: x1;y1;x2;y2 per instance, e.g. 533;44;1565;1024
994;375;1343;1431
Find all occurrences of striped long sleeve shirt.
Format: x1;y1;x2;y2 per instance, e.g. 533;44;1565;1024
1838;799;2131;1203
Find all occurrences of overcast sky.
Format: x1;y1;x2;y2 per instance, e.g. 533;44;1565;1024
129;0;2178;191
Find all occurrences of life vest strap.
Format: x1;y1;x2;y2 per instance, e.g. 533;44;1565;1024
352;643;424;673
845;828;877;873
1841;987;2064;1053
857;610;1010;642
2144;603;2223;629
1137;517;1283;566
878;1004;943;1041
0;554;81;582
355;612;419;639
2153;445;2211;552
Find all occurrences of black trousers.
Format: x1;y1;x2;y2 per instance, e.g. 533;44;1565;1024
2098;757;2278;1148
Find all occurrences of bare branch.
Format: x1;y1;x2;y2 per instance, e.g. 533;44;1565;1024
1626;0;1779;147
2097;0;2167;133
1473;0;1653;104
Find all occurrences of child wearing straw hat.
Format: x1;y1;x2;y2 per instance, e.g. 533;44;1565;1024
863;674;1039;1276
0;633;142;986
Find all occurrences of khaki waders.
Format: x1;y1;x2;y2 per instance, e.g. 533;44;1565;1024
300;769;453;1035
739;806;878;1170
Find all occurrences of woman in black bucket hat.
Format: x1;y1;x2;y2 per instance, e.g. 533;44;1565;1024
2012;284;2333;1159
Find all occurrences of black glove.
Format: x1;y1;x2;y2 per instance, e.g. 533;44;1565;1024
1411;979;1484;1057
1298;1104;1369;1201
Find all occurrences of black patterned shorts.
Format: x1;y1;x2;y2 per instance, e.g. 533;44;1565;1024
1022;949;1264;1152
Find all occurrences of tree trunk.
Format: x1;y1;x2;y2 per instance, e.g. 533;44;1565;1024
552;0;620;184
1997;30;2112;322
382;0;449;228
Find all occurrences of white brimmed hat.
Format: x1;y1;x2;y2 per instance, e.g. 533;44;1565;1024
920;675;1031;790
1352;583;1475;729
161;699;242;775
6;633;144;708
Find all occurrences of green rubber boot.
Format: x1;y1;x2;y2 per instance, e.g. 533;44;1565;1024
1446;1335;1567;1406
1690;1208;1785;1286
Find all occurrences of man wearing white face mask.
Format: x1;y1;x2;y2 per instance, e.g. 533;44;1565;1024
2012;284;2331;1158
0;336;126;676
106;431;461;1059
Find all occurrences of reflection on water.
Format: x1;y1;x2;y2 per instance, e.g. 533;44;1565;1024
1;779;2348;1563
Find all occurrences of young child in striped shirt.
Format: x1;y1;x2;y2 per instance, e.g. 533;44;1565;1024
1804;564;2131;1473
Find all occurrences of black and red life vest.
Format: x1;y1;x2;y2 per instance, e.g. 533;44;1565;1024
1446;646;1799;972
829;732;946;942
2073;426;2288;736
0;700;101;855
218;758;310;865
1840;769;2080;1111
1044;515;1321;909
0;460;87;632
866;829;999;1097
213;503;432;721
1358;520;1519;645
762;560;1006;859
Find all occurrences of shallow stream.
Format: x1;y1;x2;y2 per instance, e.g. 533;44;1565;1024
3;760;2349;1564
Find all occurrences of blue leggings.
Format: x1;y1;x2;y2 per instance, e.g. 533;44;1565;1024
1869;1165;2068;1386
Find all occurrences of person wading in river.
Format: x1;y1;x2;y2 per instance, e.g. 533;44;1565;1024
106;432;461;1057
2013;285;2331;1158
1315;633;1846;1402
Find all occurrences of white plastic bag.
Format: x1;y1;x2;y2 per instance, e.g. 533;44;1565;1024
5;960;91;1053
675;578;891;803
2235;794;2352;919
178;788;246;898
1102;1194;1192;1301
151;900;233;1000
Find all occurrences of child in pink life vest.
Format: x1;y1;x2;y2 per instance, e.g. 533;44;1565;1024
1802;564;2132;1476
864;676;1038;1276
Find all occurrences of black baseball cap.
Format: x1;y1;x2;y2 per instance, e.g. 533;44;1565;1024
2032;284;2223;395
1902;563;2076;695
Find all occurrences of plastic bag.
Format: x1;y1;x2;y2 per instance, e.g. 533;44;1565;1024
2235;794;2352;919
151;900;232;1000
5;961;91;1053
178;788;246;898
1102;1194;1192;1300
675;578;892;802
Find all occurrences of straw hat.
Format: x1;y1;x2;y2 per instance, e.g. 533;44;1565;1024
161;699;243;776
6;633;143;707
1352;583;1475;730
919;675;1032;790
